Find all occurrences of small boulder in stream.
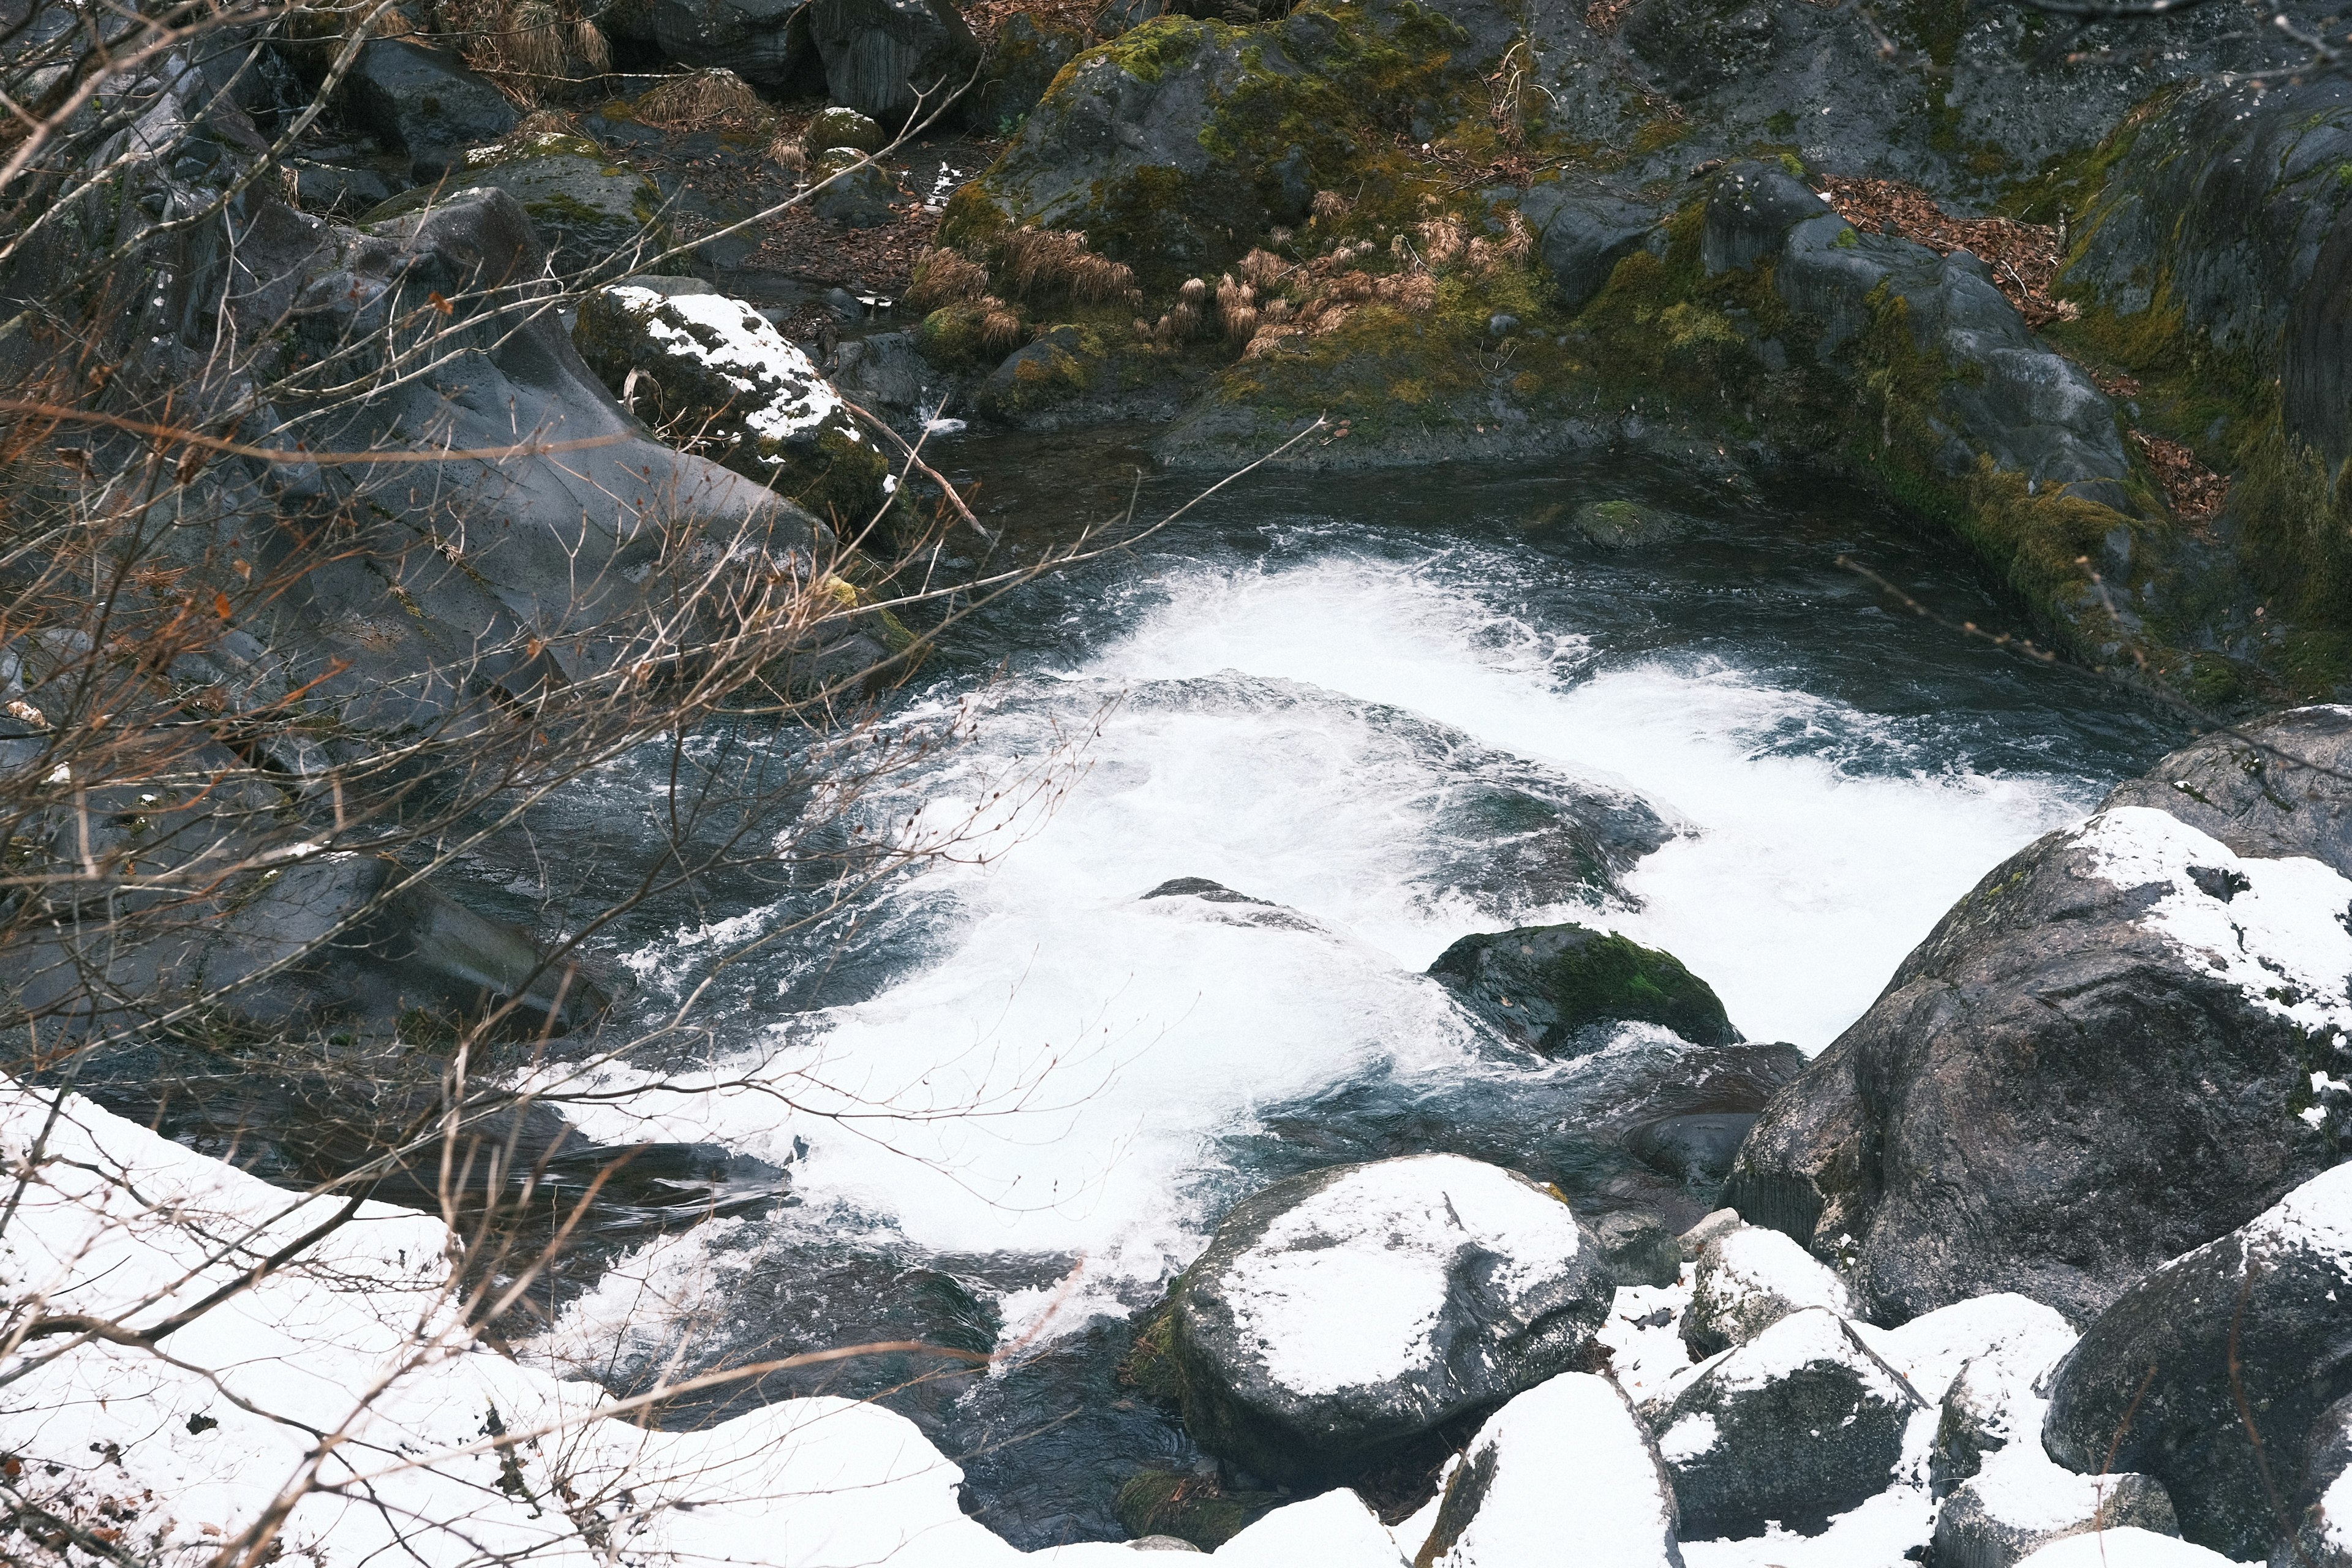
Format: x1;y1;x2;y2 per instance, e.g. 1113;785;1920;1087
1679;1224;1853;1360
1142;1153;1613;1484
1933;1447;2179;1568
1429;922;1740;1054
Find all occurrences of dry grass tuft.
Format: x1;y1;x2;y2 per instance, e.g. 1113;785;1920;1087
1178;277;1208;307
1215;274;1258;341
1152;301;1202;344
572;15;610;72
1235;248;1289;291
997;227;1139;305
979;300;1025;353
1415;213;1465;268
1309;189;1351;224
1374;270;1437;312
503;0;567;81
511;106;575;138
767;135;809;176
906;248;991;311
1243;322;1308;358
635;68;772;132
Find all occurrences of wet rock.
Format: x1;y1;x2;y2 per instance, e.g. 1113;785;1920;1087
971;322;1199;429
2042;1163;2352;1559
1680;1225;1852;1360
829;330;938;412
972;12;1083;130
802;0;980;127
1725;795;2349;1325
1412;1372;1682;1568
290;157;396;215
1567;499;1683;550
368;133;668;277
334;39;517;179
1624;1112;1753;1183
1646;1306;1923;1540
1593;1212;1682;1291
573;283;891;522
1934;1449;2179;1568
1150;1153;1614;1483
1679;1208;1744;1261
1111;1468;1281;1550
2100;706;2352;878
1518;181;1660;315
1430;922;1740;1055
2278;1392;2352;1568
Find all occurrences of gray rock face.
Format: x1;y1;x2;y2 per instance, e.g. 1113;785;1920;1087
2098;707;2352;879
1429;922;1741;1055
803;0;979;126
1680;1225;1853;1360
1593;1212;1683;1290
2279;1393;2352;1568
1703;163;2132;508
1519;180;1660;314
2062;77;2352;472
1933;1450;2178;1568
369;132;668;276
1160;1154;1613;1483
2042;1163;2352;1561
609;0;818;90
1625;1112;1754;1183
1723;775;2349;1326
829;330;938;412
334;38;517;178
1647;1306;1923;1540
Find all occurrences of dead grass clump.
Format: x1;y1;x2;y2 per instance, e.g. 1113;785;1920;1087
572;15;610;71
1243;322;1308;358
511;106;575;138
907;248;991;310
635;68;772;132
503;0;567;80
1310;189;1351;225
1463;208;1532;274
1151;301;1202;344
998;227;1139;305
1215;274;1257;341
1324;271;1376;304
1374;270;1436;312
978;299;1025;353
767;135;809;176
1236;247;1289;291
1415;213;1465;268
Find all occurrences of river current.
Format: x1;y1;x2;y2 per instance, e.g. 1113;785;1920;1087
512;434;2185;1545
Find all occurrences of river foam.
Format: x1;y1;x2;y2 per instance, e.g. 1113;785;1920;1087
557;539;2104;1286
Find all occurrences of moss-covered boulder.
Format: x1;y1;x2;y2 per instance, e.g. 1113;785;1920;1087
811;148;903;226
805;104;886;156
971;322;1206;428
573;281;892;524
1111;1468;1282;1550
365;132;669;276
1429;921;1740;1054
969;12;1086;135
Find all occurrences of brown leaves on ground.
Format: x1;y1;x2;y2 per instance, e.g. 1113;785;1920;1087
960;0;1105;43
1583;0;1636;31
750;201;945;295
2130;430;2231;528
1815;175;2076;329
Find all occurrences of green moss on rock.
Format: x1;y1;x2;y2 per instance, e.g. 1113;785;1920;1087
1429;921;1740;1053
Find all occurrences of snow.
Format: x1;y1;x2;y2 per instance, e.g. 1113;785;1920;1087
0;1082;1420;1568
1658;1411;1721;1462
2241;1158;2352;1268
2323;1461;2352;1553
1702;1306;1918;1401
1852;1291;2075;1407
1681;1483;1938;1568
1216;1155;1585;1396
1691;1224;1852;1326
1594;1272;1697;1404
605;285;850;448
2078;806;2352;1037
2011;1526;2251;1568
1417;1373;1677;1568
1956;1444;2147;1533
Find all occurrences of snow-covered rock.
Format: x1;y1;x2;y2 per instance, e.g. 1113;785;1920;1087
1159;1154;1615;1482
1681;1224;1853;1359
1932;1446;2179;1568
2280;1392;2352;1568
1681;1207;1746;1259
1412;1371;1683;1568
1206;1487;1406;1566
1889;1296;2079;1493
2043;1161;2352;1560
2011;1527;2246;1568
1648;1306;1924;1540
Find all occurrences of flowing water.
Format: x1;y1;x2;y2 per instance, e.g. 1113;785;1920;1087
513;432;2186;1545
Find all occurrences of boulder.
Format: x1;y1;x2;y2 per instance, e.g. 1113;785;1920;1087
805;104;886;154
1412;1372;1683;1568
367;132;669;276
1646;1306;1923;1540
2278;1392;2352;1568
1199;1487;1404;1565
2014;1529;2244;1568
334;38;518;179
2099;707;2352;878
1428;922;1740;1055
1914;1298;2079;1494
801;0;981;127
1624;1112;1753;1183
2041;1163;2352;1559
828;330;938;412
810;148;903;225
1592;1212;1683;1291
1679;1208;1744;1262
1933;1448;2180;1568
1725;798;2350;1325
573;283;892;524
605;0;820;90
1566;499;1683;550
1679;1225;1852;1360
1517;181;1660;315
1858;1292;2077;1417
970;12;1085;132
1150;1154;1614;1483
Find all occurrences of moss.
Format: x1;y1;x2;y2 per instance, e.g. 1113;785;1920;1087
1119;1311;1186;1405
1539;932;1734;1044
1113;1470;1284;1550
768;425;893;529
1999;83;2185;226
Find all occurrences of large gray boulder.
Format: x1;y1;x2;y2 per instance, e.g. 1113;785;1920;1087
605;0;818;89
366;132;669;276
2100;707;2352;878
1414;1372;1683;1568
334;38;517;179
1725;738;2352;1325
1679;1224;1852;1360
1152;1153;1614;1483
803;0;979;126
1646;1306;1924;1540
2042;1163;2352;1560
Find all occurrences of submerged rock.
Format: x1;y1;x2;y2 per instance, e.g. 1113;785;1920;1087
1679;1225;1852;1360
1148;1153;1613;1484
1429;922;1740;1055
1646;1306;1923;1540
1725;788;2351;1325
1110;1468;1280;1551
1624;1112;1754;1183
2041;1163;2352;1560
1412;1371;1683;1568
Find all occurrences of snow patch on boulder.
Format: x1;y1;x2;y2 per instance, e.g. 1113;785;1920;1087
1682;1224;1853;1358
605;285;851;449
2011;1527;2247;1568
